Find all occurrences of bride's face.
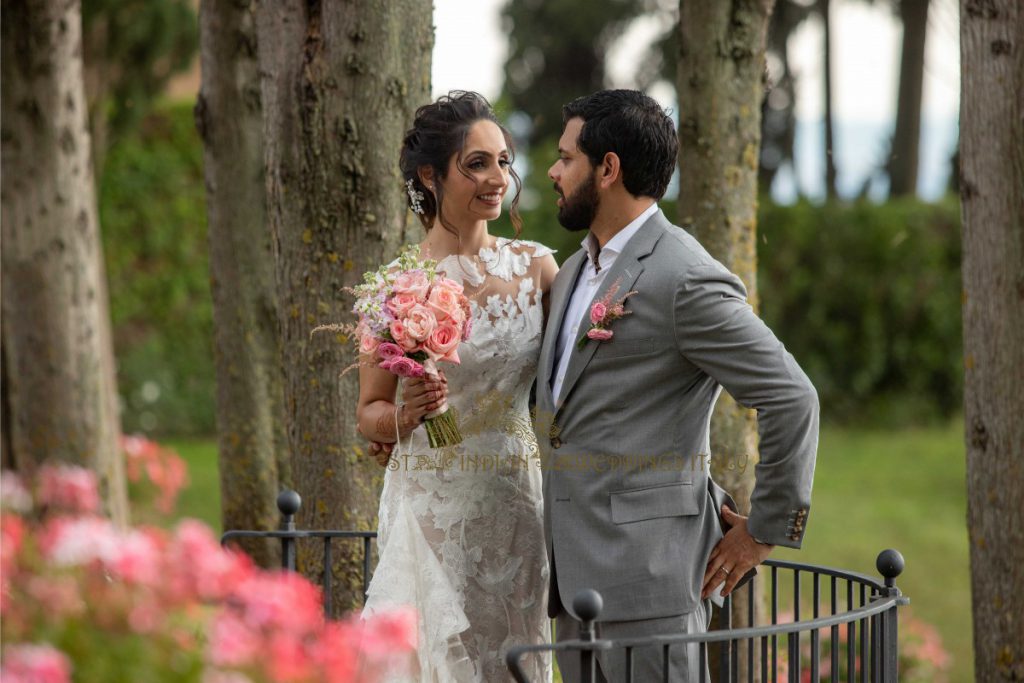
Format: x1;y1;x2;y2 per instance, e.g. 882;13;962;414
437;120;511;228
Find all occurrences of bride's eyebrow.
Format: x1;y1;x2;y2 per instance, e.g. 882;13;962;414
465;149;510;159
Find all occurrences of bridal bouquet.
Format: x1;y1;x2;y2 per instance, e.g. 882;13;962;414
320;245;469;448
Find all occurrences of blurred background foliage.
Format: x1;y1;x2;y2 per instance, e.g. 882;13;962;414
101;102;961;435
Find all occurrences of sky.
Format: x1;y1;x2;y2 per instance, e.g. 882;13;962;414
431;0;961;201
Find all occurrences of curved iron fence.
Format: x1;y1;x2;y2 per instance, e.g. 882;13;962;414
222;490;909;682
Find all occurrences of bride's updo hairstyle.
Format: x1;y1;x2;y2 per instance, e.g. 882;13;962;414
400;91;523;237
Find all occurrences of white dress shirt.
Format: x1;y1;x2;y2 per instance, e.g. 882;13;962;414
551;203;658;402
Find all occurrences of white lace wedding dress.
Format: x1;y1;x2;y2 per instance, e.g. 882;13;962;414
363;239;554;682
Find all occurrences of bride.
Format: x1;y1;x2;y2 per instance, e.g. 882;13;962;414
356;91;557;682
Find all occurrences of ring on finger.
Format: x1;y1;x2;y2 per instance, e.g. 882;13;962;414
720;566;731;575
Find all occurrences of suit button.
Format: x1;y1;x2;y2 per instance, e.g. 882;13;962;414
550;436;562;449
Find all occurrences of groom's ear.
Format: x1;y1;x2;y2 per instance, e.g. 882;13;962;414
597;152;622;190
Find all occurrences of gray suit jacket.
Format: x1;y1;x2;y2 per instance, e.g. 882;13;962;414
535;209;819;622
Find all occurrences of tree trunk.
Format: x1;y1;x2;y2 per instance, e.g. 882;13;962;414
677;0;775;677
821;0;837;198
1;0;127;524
960;1;1024;680
256;0;432;612
196;0;289;565
888;0;930;197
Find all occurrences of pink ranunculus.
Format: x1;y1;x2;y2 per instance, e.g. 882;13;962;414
403;304;437;342
376;342;404;361
590;302;608;324
587;328;614;341
425;322;461;363
359;333;381;356
389;321;418;351
392;270;430;299
385;291;420;319
388;357;425;378
37;465;100;514
0;644;73;683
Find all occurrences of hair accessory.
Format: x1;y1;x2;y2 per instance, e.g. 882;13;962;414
406;178;425;215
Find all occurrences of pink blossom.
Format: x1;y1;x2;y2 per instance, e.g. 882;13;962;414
359;606;418;658
110;529;164;586
40;516;121;567
26;575;85;620
37;465;100;514
122;435;188;513
590;302;607;324
403;304;437;342
358;333;381;356
313;621;359;683
0;644;72;683
233;571;323;633
1;472;32;513
385;291;420;319
388;356;425;378
388;320;418;351
427;284;466;323
208;612;262;667
169;520;254;602
587;328;614;341
432;276;464;294
376;342;404;361
266;632;315;682
392;270;430;299
424;322;461;363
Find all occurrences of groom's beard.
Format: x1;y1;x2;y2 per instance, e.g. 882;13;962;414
555;175;599;232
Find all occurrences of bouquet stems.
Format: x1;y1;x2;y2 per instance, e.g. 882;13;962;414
421;358;462;448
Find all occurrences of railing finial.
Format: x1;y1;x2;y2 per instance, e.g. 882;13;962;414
277;489;302;517
876;549;905;587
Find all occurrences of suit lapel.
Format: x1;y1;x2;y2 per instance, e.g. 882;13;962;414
554;213;667;411
539;249;587;404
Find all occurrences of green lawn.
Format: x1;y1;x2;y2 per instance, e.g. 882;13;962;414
774;419;971;682
168;419;971;681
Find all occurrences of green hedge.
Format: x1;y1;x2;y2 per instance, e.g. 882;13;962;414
99;101;215;435
100;102;962;432
757;198;962;424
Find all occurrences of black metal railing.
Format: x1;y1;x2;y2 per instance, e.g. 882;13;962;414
222;490;909;682
220;490;377;616
506;550;909;683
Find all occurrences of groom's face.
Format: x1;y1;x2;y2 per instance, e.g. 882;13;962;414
549;118;599;232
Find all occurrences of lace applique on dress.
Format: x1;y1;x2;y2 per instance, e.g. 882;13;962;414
363;239;554;683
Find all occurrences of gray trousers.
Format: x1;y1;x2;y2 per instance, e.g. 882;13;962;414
554;600;712;682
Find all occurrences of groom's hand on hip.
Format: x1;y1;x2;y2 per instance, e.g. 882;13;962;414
702;505;774;599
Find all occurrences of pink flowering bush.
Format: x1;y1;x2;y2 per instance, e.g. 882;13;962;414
0;464;416;683
771;606;952;682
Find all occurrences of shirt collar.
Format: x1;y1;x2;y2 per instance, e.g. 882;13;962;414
581;202;658;273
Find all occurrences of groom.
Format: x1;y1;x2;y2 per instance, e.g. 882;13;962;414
535;90;819;681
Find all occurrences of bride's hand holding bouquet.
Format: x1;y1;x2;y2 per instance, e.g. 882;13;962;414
318;245;469;448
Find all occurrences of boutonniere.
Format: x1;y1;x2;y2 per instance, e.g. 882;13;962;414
577;278;637;350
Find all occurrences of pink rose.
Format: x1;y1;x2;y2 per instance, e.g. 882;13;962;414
427;284;466;323
432;277;463;294
388;356;425;378
425;322;462;364
392;270;430;299
590;302;607;325
359;334;381;356
587;328;614;341
376;342;403;361
386;292;420;318
389;320;418;351
403;304;437;342
378;358;396;371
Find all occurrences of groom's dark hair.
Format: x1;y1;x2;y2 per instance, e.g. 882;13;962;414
562;90;677;200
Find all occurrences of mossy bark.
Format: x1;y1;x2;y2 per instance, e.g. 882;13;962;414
960;1;1024;680
1;0;128;525
196;0;289;566
677;0;776;676
256;0;432;612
